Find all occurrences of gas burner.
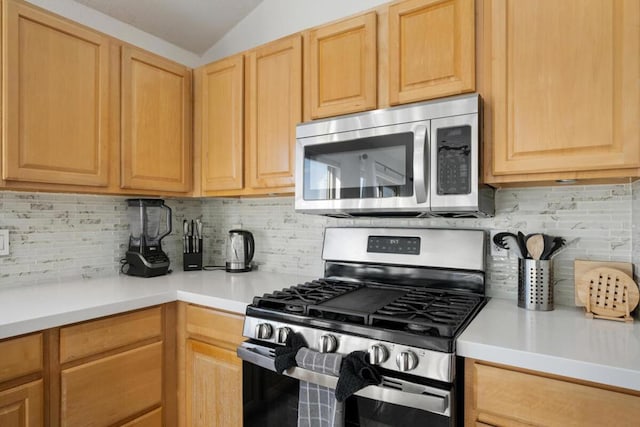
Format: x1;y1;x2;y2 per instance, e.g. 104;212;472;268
285;305;305;314
406;323;434;333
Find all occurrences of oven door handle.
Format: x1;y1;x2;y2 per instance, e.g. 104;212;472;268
413;125;429;204
237;342;450;417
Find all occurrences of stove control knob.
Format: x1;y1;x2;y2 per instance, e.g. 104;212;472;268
255;323;273;340
368;344;389;365
396;350;418;372
275;327;292;344
319;334;338;353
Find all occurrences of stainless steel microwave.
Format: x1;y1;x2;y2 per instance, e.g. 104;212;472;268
294;94;495;217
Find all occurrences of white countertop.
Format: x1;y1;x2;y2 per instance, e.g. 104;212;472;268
2;272;639;392
458;298;640;391
0;270;310;340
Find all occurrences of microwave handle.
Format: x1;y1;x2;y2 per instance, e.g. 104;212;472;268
413;125;428;204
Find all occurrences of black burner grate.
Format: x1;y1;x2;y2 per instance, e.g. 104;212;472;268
252;280;484;338
252;279;363;315
369;288;484;337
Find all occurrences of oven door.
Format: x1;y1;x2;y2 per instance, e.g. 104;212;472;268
294;121;430;216
238;342;455;427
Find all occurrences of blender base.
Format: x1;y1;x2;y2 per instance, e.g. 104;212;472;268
125;251;170;277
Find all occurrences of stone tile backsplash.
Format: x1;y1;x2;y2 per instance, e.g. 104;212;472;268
0;183;637;307
0;191;202;286
202;184;633;306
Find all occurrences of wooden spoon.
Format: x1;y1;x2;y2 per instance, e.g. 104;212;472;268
526;234;545;260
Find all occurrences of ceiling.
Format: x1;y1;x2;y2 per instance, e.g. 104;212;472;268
73;0;264;55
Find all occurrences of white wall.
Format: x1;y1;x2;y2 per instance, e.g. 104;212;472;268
24;0;200;67
199;0;389;64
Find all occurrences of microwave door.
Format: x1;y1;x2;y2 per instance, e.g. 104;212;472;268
295;122;430;215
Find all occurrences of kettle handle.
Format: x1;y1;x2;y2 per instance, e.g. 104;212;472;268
245;232;255;263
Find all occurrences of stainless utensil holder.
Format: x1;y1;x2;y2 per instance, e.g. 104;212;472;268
518;259;554;311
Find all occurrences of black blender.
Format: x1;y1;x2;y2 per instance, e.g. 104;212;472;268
124;199;172;277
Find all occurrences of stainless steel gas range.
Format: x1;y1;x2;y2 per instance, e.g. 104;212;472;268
237;227;487;426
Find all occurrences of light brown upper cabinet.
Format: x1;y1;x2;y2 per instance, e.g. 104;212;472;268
2;0;110;187
121;46;192;193
388;0;475;105
245;34;302;190
195;55;245;194
305;13;377;119
483;0;640;184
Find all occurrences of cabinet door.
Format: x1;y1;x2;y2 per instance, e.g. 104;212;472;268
185;339;242;427
388;0;475;105
488;0;640;178
306;13;377;119
196;55;244;193
121;46;192;192
0;380;43;427
2;0;110;187
466;359;640;426
245;34;302;190
60;342;162;427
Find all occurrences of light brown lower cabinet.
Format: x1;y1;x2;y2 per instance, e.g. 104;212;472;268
0;332;44;427
0;302;251;427
179;303;245;427
0;380;43;426
60;343;162;426
465;358;640;426
56;304;175;426
185;339;242;427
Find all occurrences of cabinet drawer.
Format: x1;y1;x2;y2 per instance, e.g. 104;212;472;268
0;333;43;383
186;305;244;349
474;363;640;426
60;307;162;363
60;342;162;427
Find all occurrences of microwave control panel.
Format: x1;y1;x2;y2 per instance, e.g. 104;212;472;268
436;125;471;195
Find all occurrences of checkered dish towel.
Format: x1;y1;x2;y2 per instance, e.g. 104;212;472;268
295;347;344;427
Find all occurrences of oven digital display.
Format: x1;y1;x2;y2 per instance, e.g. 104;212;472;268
367;236;420;255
